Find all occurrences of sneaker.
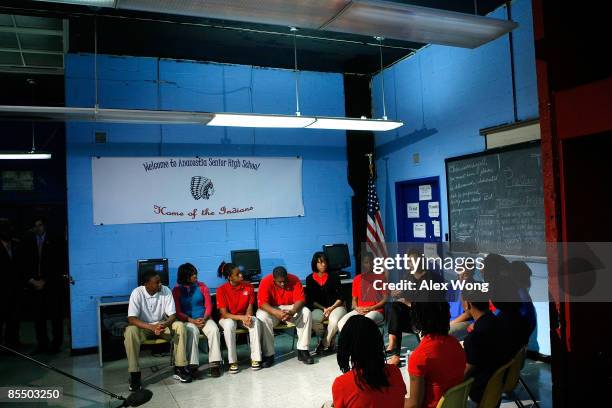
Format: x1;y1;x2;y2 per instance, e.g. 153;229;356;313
229;363;239;374
297;350;314;365
251;361;261;371
128;372;142;392
172;366;192;383
209;365;221;378
262;355;275;368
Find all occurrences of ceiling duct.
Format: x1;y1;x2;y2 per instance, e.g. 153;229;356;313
32;0;517;48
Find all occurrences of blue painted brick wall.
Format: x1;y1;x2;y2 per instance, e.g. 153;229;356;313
371;0;548;354
66;55;353;349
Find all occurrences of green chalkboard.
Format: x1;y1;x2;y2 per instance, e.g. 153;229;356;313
445;141;545;258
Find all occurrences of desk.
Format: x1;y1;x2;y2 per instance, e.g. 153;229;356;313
96;278;353;367
97;295;130;368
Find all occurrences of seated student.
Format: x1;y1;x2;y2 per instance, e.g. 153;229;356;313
483;255;535;354
386;249;445;364
331;315;406;408
405;302;466;408
490;275;534;357
338;252;387;332
510;261;537;337
125;270;191;391
216;261;263;373
305;252;347;354
462;289;512;404
448;265;479;340
171;263;222;378
256;266;314;366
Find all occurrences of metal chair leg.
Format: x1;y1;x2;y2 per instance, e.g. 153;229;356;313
170;335;175;367
518;377;540;408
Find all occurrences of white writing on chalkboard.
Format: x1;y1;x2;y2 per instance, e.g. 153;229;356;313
446;146;545;257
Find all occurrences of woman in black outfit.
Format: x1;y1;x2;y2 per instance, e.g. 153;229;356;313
305;251;347;353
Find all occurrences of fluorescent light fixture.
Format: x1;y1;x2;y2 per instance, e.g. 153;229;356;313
33;0;116;6
0;151;52;160
208;113;316;128
322;0;518;48
307;116;403;131
0;106;403;131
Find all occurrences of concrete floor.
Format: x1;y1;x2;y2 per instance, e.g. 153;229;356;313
0;323;552;407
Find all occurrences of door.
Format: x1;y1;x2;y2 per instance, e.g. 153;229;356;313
395;176;442;242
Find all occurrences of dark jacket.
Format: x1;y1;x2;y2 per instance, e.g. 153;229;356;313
22;233;64;285
305;272;342;309
1;238;23;289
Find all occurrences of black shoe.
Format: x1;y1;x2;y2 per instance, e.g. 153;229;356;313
209;365;221;378
314;340;325;355
188;365;202;379
172;366;192;383
297;350;314;365
129;372;142;392
262;355;275;368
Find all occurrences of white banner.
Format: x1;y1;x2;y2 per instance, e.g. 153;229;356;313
92;156;304;225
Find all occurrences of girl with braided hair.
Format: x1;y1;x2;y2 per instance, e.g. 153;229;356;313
216;261;264;373
330;315;406;408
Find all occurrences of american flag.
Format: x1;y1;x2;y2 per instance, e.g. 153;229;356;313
366;176;388;258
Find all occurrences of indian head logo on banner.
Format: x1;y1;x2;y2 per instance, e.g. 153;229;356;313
190;176;215;200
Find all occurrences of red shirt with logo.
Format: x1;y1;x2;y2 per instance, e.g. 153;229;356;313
257;273;305;307
216;281;255;315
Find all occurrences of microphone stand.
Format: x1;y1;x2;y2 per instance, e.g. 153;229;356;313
0;344;152;407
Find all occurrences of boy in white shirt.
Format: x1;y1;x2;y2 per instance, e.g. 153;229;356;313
124;271;191;391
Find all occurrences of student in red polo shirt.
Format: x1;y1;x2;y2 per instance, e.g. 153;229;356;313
330;314;406;408
405;302;466;408
337;252;387;332
216;261;263;373
256;266;314;366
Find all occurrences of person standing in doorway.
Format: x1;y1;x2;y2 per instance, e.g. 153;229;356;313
23;217;65;354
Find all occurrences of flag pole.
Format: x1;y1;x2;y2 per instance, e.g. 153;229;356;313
366;153;374;178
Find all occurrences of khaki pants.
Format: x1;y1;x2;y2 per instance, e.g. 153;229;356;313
311;306;347;348
185;320;222;366
256;305;312;356
124;321;188;373
219;316;263;364
337;309;384;332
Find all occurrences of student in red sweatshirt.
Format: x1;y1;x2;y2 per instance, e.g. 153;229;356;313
331;314;406;408
406;302;466;408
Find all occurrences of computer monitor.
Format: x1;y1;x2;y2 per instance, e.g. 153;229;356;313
137;258;169;286
323;244;351;270
231;249;261;280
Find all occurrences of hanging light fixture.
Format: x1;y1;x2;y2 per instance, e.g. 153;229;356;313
0;123;52;160
0;79;52;160
0;25;403;131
